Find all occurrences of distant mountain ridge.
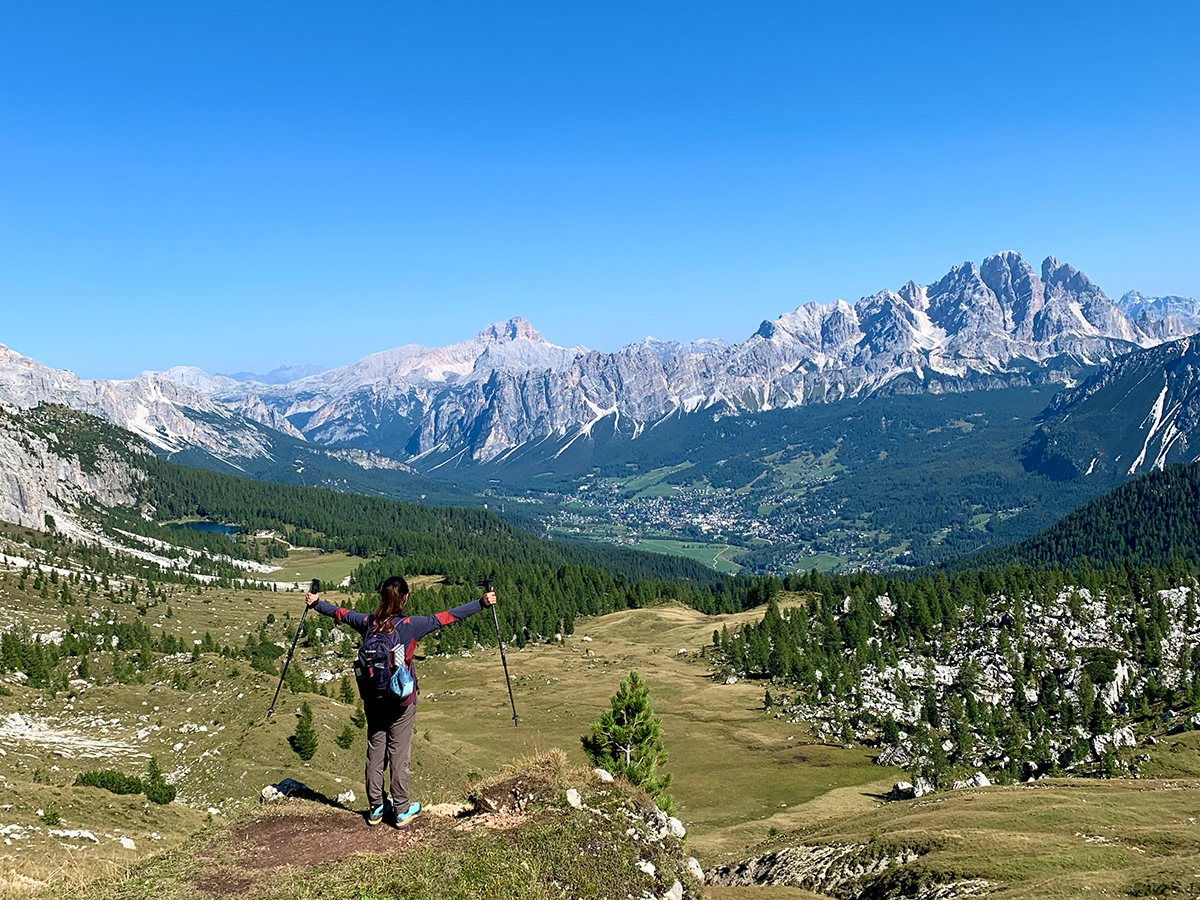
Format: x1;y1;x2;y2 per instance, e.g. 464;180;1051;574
218;363;329;384
160;252;1196;467
964;460;1200;570
1023;335;1200;481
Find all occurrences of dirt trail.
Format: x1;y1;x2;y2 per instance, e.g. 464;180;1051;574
232;807;427;869
196;775;539;897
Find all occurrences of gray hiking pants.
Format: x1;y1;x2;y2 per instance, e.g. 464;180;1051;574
364;698;416;809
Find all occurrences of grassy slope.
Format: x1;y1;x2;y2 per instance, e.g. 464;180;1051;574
3;565;1200;899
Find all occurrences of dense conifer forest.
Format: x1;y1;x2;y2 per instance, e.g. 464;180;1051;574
959;461;1200;571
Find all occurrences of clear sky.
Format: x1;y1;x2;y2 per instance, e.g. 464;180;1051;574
2;2;1197;379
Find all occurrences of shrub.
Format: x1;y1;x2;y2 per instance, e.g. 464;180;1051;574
40;803;60;826
74;769;144;795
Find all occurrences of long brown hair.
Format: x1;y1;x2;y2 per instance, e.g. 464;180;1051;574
370;576;409;634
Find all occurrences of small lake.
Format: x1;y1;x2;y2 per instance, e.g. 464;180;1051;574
171;521;237;537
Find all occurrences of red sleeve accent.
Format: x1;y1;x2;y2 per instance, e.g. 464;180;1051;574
435;610;455;626
334;608;348;623
403;616;411;624
405;638;417;663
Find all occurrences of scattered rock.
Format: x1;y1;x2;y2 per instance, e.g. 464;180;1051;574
677;648;687;656
890;781;915;800
426;802;470;818
336;790;356;807
565;788;583;809
877;744;914;767
667;816;686;839
48;828;97;843
637;859;656;877
912;777;934;798
724;675;738;685
593;768;614;783
260;785;283;804
686;856;704;882
664;878;684;900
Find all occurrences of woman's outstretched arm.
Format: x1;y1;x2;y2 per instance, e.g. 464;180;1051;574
405;591;496;641
306;591;370;634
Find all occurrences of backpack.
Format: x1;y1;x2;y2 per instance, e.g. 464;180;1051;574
354;620;414;701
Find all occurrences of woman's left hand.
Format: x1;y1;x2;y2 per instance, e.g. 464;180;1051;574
305;592;319;608
481;591;497;607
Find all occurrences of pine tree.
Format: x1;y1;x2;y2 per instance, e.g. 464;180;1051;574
335;724;356;749
144;756;176;804
339;675;356;705
290;702;319;761
351;700;366;729
581;671;673;812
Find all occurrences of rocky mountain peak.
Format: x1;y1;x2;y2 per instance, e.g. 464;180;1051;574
477;317;546;344
1041;255;1095;292
896;280;928;310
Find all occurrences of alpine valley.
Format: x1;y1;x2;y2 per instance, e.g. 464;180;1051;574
3;251;1200;900
3;250;1199;573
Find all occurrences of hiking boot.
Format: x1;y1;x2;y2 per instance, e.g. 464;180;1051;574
366;799;392;827
393;801;421;827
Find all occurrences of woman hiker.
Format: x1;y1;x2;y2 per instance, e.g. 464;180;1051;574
306;576;496;827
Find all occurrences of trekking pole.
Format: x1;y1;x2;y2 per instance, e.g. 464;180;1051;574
267;579;319;719
480;577;519;726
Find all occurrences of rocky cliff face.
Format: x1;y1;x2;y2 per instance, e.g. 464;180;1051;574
0;405;148;535
153;254;1195;467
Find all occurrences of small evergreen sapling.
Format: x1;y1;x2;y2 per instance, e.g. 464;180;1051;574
144;756;176;805
335;724;357;749
291;701;319;761
581;670;673;812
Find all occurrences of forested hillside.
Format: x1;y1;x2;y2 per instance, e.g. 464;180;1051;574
129;455;776;641
715;560;1200;787
960;461;1200;571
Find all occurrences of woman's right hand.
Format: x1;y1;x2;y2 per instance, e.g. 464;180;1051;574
305;592;319;608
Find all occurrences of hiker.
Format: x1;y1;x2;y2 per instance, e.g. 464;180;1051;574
306;576;496;826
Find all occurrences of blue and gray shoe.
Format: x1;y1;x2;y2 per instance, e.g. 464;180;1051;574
366;799;393;827
393;801;421;827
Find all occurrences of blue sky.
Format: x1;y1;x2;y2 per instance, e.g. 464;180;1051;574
1;2;1197;378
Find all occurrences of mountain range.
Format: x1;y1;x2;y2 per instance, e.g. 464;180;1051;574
158;251;1198;468
1;251;1195;480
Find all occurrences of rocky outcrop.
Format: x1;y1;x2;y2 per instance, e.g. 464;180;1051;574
706;842;994;899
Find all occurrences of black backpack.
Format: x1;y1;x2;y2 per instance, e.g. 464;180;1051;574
354;622;403;700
